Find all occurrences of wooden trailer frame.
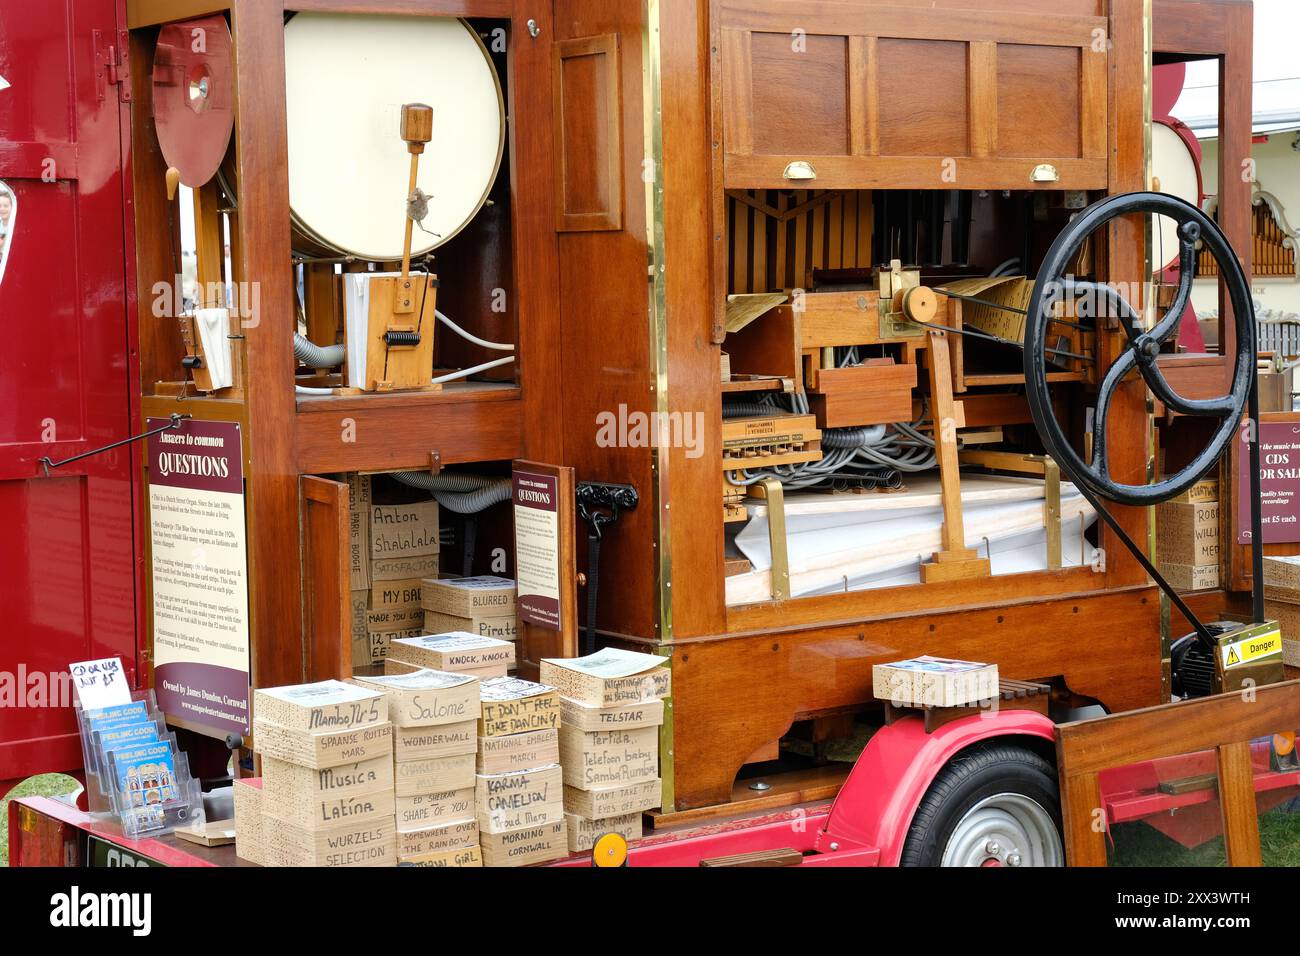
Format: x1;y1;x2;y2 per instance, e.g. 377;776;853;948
119;0;1282;821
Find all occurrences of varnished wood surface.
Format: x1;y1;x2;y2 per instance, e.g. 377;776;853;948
1058;679;1300;866
129;31;187;392
718;0;1108;191
1216;740;1264;867
620;585;1163;809
230;0;303;694
553;34;624;232
285;0;511;14
550;0;661;640
127;0;230;29
1058;678;1300;777
295;391;522;473
1155;0;1257;594
300;476;351;681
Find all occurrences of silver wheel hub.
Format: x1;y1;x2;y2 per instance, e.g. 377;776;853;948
941;792;1063;867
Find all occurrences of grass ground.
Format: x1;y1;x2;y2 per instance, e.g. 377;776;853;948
1109;802;1300;867
0;774;80;866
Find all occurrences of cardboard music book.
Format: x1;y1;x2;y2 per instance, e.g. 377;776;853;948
395;788;475;832
480;819;568;868
475;763;563;834
352;668;479;728
560;696;664;733
540;648;672;707
393;719;478;761
400;845;483;868
265;815;396;868
560;724;659;790
233;777;265;866
370;500;440;560
872;656;998;708
394;752;476;797
253;680;386;733
478;677;560;737
424;609;518;641
397;817;478;858
565;810;642;853
261;753;393;804
563;778;662;819
388;632;516;676
372;553;441;584
253;718;393;770
477;727;559;775
262;783;395;831
421;575;516;618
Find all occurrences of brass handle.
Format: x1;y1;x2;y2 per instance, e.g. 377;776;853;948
783;161;817;181
1030;163;1060;184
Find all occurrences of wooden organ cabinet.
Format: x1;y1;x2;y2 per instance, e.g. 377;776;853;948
124;0;1259;814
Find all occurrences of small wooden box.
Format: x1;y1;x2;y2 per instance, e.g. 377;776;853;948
807;361;917;428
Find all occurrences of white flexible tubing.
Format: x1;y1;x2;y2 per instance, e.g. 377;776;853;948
430;355;516;384
295;385;335;395
436;310;515;351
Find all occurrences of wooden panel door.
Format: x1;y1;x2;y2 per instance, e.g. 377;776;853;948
717;0;1109;191
0;0;140;782
300;476;352;683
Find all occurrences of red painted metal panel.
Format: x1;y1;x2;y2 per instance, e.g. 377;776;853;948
9;796;218;867
0;0;140;780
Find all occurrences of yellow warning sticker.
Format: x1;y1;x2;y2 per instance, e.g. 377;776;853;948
1220;629;1283;669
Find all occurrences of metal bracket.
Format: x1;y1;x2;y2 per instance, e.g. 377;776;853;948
94;30;131;103
576;481;639;655
878;258;925;339
38;413;190;477
428;450;442;475
1039;456;1062;570
576;481;639;540
759;478;791;601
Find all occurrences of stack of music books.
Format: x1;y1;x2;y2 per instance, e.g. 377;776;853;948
422;575;518;644
541;648;671;852
475;676;567;866
386;632;515;679
251;680;396;866
354;668;482;867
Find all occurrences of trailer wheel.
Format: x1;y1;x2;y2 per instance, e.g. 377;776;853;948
900;743;1063;867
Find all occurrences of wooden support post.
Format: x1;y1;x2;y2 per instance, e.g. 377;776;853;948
1216;741;1263;866
193;180;225;309
1060;769;1108;866
921;329;990;583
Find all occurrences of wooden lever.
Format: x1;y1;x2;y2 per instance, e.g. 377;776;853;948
396;103;434;312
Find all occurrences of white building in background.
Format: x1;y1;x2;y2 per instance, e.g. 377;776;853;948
1192;135;1300;321
1172;0;1300;324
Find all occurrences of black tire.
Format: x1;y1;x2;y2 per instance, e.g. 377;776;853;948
899;743;1063;867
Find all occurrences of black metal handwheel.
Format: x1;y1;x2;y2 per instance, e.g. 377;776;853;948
1023;191;1256;506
